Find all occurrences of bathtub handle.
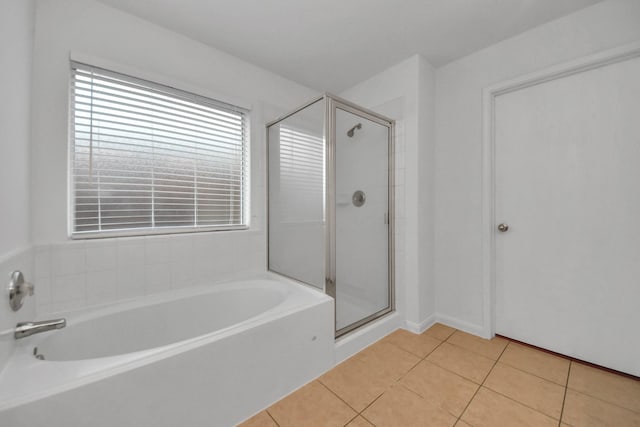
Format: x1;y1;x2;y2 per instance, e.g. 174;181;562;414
8;271;34;311
15;318;67;339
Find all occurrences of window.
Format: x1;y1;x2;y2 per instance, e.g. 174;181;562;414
70;62;248;237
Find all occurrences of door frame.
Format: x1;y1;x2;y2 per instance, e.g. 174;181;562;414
326;94;396;338
480;41;640;339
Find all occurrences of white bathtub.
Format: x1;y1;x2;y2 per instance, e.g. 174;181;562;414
0;275;334;427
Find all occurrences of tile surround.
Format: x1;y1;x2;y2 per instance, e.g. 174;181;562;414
32;231;265;317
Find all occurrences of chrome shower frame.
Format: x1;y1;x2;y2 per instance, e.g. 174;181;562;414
266;93;395;339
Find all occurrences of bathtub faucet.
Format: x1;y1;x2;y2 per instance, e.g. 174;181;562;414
14;318;66;339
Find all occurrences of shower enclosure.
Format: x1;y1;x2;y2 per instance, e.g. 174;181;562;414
267;95;394;337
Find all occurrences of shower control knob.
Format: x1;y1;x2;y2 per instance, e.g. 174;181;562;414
497;223;509;232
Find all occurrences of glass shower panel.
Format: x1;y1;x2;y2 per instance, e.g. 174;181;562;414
334;107;390;332
268;99;326;289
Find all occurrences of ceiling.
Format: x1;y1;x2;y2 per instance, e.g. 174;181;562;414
97;0;603;92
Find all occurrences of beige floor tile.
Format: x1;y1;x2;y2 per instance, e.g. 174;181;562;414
427;342;495;384
237;411;278;427
362;384;458;427
455;421;473;427
400;360;479;417
268;381;356;427
568;362;640;413
562;389;640;427
319;356;389;412
381;328;442;358
423;323;457;341
499;342;570;385
461;387;557;427
345;415;374;426
354;340;421;383
484;362;565;419
447;330;509;360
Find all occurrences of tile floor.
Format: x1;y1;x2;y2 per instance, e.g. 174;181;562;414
240;324;640;427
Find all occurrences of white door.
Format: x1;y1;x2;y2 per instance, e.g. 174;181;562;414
495;55;640;376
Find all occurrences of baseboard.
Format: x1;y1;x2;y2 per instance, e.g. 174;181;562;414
405;314;436;334
434;313;488;338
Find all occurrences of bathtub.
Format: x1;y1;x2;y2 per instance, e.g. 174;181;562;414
0;275;334;427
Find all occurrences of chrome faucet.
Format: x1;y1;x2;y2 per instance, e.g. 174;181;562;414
14;319;66;339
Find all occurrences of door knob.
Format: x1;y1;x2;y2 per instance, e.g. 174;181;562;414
497;223;509;232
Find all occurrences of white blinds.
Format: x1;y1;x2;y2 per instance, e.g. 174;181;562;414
70;62;248;236
279;126;325;222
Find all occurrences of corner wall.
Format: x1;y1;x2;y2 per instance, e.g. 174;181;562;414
0;0;34;259
0;0;36;372
434;0;640;335
340;55;437;331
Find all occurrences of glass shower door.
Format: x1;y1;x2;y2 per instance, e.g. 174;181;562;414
333;105;392;335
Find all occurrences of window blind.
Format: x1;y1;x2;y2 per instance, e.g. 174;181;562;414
279;125;325;223
70;62;248;236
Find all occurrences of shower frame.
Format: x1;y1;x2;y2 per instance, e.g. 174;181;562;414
266;93;395;338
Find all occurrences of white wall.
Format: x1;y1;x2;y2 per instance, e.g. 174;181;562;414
341;55;437;331
29;0;318;314
0;0;34;257
0;0;36;372
434;0;640;335
417;57;437;323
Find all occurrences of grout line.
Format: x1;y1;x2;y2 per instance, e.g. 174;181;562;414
456;337;511;424
348;335;451;423
498;334;639;381
495;340;640;415
343;413;360;426
358;391;387;417
558;359;640;416
393;336;471;421
497;344;569;386
561;363;571;427
321;333;451;424
265;409;281;427
558;362;571;427
444;339;503;362
391;339;446;384
359;412;377;426
481;384;560;422
317;380;362;414
478;343;563;423
567;387;640;415
426;358;486;386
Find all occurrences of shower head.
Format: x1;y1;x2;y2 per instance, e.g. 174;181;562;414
347;123;362;138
